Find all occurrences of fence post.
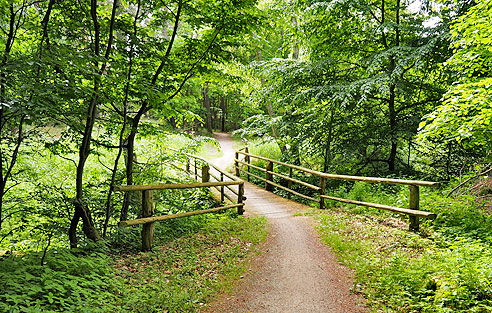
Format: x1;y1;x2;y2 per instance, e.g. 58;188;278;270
186;159;190;173
194;159;197;180
238;183;244;215
409;185;420;231
319;177;326;209
287;167;293;199
141;190;154;251
265;161;274;192
235;152;240;177
201;164;210;183
245;147;250;182
220;172;225;203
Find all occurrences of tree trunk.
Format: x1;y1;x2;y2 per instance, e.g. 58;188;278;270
70;0;119;247
291;16;299;59
120;0;182;221
103;0;139;235
323;110;334;173
220;96;226;131
203;83;213;132
381;0;400;173
388;83;397;172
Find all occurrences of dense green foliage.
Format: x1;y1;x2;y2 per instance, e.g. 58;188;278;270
0;0;260;248
419;0;492;149
0;249;119;312
231;0;489;182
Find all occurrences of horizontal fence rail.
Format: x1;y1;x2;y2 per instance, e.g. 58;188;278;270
235;148;439;231
114;151;245;251
119;203;244;227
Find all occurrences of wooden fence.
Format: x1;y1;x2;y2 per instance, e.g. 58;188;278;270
114;153;244;251
235;148;439;231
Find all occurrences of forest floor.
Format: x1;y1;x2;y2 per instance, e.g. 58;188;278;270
202;132;367;313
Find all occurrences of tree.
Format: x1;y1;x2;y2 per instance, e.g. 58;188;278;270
0;0;55;232
239;0;450;176
418;0;492;151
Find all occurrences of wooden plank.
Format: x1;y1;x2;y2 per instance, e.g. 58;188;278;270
239;166;318;202
287;168;293;200
119;203;245;227
220;173;224;203
166;147;242;182
409;185;420;231
235;159;266;172
238;167;268;183
238;183;244;215
210;185;236;203
224;184;239;195
209;172;220;181
265;161;274;192
209;172;239;196
114;181;241;192
267;170;320;191
319;177;326;210
245;147;250;182
141;190;154;251
320;195;436;218
201;165;210;183
235;152;240;176
237;151;439;187
209;163;240;182
266;179;320;202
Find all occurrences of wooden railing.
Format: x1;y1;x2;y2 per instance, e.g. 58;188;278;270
114;153;244;251
235;148;439;231
182;152;245;206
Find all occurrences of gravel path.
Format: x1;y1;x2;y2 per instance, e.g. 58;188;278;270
203;133;367;313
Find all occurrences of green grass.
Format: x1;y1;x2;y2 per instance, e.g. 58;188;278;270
310;188;492;312
113;214;267;312
196;141;223;160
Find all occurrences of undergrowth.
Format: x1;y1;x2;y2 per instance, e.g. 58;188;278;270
0;214;267;313
114;215;267;312
0;247;120;313
313;183;492;312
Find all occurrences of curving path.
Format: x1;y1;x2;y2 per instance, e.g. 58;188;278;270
203;133;366;313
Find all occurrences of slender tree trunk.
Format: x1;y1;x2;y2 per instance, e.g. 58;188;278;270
103;0;139;235
381;0;400;173
388;84;397;172
323;110;334;173
220;96;226;132
291;16;299;59
70;0;119;248
0;4;15;231
120;0;183;221
203;83;213;132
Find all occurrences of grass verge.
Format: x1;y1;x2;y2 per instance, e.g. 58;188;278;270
112;214;267;312
309;192;492;312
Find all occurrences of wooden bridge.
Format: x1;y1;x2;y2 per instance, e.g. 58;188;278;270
114;139;438;252
113;133;439;312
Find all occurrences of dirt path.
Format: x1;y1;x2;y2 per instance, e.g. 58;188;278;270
204;133;366;313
